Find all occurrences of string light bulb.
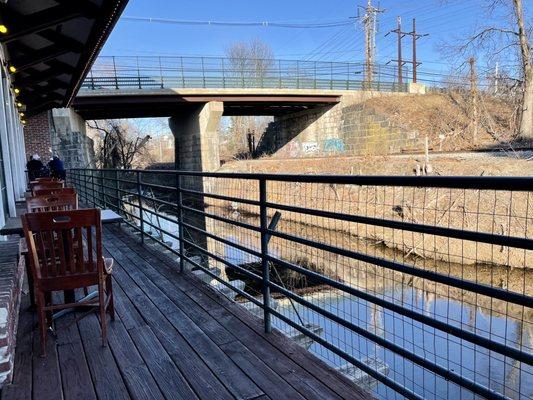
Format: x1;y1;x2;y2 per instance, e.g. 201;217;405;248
13;88;19;94
21;120;26;125
16;102;22;108
0;25;7;35
8;65;16;73
19;112;24;117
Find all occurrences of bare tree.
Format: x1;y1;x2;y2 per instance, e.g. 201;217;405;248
226;38;274;81
224;39;275;158
449;0;531;139
88;120;152;169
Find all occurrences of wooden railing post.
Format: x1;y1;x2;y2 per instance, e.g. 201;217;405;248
177;173;185;272
136;170;144;244
259;178;271;333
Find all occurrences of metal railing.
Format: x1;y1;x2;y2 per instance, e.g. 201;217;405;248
69;168;533;400
80;55;408;92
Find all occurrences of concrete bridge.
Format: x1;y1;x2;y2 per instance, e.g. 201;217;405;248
27;55;426;173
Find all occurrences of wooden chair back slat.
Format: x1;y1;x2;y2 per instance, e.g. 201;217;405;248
33;188;76;197
30;181;64;193
86;227;94;272
22;209;103;280
26;193;78;213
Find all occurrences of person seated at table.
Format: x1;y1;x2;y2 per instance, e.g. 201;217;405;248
48;155;66;180
26;154;44;182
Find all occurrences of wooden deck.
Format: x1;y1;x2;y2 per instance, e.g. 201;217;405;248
1;224;368;400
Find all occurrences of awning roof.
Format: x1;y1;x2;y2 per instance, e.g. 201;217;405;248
0;0;129;117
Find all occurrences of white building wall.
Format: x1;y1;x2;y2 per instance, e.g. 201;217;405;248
0;49;26;224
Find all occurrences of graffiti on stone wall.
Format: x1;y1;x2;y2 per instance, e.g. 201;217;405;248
323;138;345;154
302;141;319;155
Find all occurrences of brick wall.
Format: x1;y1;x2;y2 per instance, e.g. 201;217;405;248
0;240;24;387
23;111;53;161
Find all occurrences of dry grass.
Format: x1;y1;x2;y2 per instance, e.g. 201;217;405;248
364;92;518;151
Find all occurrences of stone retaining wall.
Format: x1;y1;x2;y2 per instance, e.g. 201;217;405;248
257;95;423;158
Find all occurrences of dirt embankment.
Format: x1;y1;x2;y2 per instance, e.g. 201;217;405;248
212;154;532;269
363;93;521;151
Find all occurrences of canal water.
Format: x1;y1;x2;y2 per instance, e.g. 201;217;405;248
129;204;532;400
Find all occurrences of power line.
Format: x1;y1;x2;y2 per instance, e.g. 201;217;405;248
121;16;354;29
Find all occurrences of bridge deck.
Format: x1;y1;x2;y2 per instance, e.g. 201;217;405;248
1;225;368;400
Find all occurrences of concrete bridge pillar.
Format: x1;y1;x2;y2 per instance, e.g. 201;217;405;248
169;101;224;264
168;101;223;172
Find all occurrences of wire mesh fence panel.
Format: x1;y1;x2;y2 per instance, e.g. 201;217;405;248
69;169;532;400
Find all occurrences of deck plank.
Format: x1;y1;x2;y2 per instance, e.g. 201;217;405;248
106;255;235;400
128;325;199;400
105;228;344;400
107;226;367;400
103;237;265;400
77;315;130;400
2;225;369;400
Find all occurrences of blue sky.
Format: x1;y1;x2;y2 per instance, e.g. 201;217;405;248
100;0;530;80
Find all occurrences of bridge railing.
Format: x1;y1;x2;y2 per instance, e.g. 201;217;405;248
81;55;408;92
69;168;532;400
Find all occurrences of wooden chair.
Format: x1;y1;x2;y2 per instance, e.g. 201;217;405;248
30;181;64;194
35;177;58;182
22;209;114;357
26;193;78;213
33;187;76;197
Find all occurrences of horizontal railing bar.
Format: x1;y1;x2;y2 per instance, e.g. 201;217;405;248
181;204;261;233
266;228;533;308
181;221;262;259
182;237;263;283
71;169;533;191
266;201;533;250
181;187;261;207
264;254;533;366
139;180;176;192
266;281;509;400
182;253;262;306
265;305;422;400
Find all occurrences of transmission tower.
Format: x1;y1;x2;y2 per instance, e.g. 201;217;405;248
386;17;428;85
361;0;385;88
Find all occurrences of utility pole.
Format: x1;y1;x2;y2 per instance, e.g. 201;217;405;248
361;0;385;88
469;57;479;143
386;17;428;85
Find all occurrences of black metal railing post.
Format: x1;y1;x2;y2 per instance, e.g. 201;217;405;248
177;173;185;272
90;170;96;207
114;169;119;212
112;56;119;90
136;170;144;244
100;169;105;208
83;169;88;204
259;178;271;333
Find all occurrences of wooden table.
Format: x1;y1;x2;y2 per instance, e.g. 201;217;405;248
0;209;123;236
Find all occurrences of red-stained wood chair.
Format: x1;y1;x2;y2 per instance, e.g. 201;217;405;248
35;177;58;182
23;193;79;308
22;209;114;357
26;193;78;213
33;187;76;197
30;181;64;195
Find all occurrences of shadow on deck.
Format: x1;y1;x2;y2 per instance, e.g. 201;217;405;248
1;225;368;400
